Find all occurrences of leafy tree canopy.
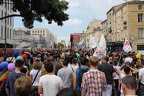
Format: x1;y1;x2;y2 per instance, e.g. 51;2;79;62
0;0;69;28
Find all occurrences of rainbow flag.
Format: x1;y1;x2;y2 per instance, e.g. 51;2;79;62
0;69;10;82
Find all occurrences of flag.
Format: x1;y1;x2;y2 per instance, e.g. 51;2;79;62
123;38;132;53
78;39;84;45
89;37;97;49
93;34;106;57
116;29;121;34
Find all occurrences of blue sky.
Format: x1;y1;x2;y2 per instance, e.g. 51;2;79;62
14;0;125;46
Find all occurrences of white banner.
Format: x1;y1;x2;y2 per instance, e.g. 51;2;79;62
89;37;97;49
93;34;106;57
123;38;132;53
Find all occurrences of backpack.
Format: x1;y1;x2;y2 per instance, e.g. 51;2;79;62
78;68;89;87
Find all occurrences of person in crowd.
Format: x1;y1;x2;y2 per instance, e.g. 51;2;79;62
113;58;120;96
38;62;63;96
56;88;80;96
5;59;26;96
54;61;62;75
119;62;135;96
73;56;89;95
98;56;116;96
122;75;137;96
29;59;42;96
57;59;73;88
68;58;79;72
138;63;144;95
14;76;32;96
81;56;107;96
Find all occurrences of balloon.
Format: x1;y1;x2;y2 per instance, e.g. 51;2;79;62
136;54;141;59
13;50;19;56
8;63;15;71
21;54;27;59
16;56;23;61
0;61;8;69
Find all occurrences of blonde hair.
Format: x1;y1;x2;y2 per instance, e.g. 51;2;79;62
33;61;42;69
14;76;32;96
89;56;99;66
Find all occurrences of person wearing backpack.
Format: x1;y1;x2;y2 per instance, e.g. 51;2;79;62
73;56;89;95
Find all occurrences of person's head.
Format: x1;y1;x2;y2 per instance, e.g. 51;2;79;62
89;56;99;67
44;62;54;73
123;65;130;74
113;58;118;66
101;56;109;63
80;57;87;65
63;59;69;66
33;61;42;70
15;60;25;68
14;76;32;96
56;88;79;96
72;58;77;65
122;75;137;95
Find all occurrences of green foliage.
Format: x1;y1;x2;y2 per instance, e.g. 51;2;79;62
1;0;69;28
57;42;64;48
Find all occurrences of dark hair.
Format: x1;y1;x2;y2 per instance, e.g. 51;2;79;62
63;60;69;66
80;57;87;65
124;65;130;74
56;88;80;96
15;60;24;67
44;62;53;73
122;75;137;90
72;58;77;64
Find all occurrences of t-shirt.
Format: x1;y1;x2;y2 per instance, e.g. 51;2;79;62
139;68;144;84
57;67;73;88
113;65;120;79
5;71;25;96
39;74;63;96
30;69;41;86
98;62;115;84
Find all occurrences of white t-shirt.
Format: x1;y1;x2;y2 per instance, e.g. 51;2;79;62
39;74;63;96
139;68;144;84
113;65;120;79
30;69;41;86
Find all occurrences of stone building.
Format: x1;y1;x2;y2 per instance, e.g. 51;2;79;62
102;1;144;53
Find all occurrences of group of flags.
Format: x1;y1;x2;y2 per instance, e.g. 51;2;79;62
77;33;132;57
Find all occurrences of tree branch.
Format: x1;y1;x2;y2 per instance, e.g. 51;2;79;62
0;14;21;20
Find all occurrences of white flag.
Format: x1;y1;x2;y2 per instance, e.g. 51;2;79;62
78;39;84;45
89;37;97;49
93;34;106;57
123;38;132;53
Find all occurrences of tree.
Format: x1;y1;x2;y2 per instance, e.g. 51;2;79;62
57;42;64;48
0;0;69;29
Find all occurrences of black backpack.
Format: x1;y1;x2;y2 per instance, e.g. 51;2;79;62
78;68;89;87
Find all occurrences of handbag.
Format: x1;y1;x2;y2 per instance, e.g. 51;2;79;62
31;69;41;96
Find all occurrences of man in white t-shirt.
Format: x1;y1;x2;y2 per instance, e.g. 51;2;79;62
38;62;63;96
139;67;144;95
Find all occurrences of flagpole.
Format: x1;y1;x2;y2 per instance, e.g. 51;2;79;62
127;1;130;41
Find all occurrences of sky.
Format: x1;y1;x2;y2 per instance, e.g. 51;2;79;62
14;0;125;46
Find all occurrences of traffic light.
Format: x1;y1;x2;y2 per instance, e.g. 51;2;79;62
70;34;73;42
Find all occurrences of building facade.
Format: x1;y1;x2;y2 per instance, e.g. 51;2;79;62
30;28;55;49
86;19;103;48
0;1;14;48
102;1;144;53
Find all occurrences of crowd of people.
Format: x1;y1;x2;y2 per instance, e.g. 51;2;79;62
0;49;144;96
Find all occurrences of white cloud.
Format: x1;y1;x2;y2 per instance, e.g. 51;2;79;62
66;0;80;8
64;18;82;26
43;18;82;26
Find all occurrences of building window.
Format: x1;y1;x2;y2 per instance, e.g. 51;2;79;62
138;28;144;39
138;14;143;22
10;29;11;39
138;5;142;10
